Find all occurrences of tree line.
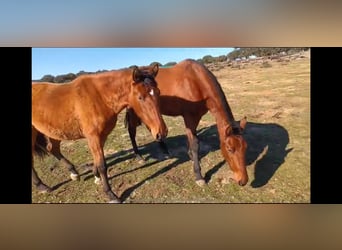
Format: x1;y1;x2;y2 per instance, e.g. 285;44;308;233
226;47;309;60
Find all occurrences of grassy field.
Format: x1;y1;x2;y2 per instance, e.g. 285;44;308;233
32;52;310;203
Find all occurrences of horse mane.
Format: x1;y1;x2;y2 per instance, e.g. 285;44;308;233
187;59;237;128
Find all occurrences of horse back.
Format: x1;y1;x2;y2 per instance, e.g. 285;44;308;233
32;79;118;141
156;60;211;116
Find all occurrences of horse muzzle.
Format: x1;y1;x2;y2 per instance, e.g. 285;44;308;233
156;133;163;141
229;175;248;186
156;130;167;141
238;179;248;186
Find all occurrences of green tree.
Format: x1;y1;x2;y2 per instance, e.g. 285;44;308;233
202;55;214;64
41;74;55;82
76;70;88;76
217;55;228;62
163;62;177;67
54;73;76;83
150;62;162;67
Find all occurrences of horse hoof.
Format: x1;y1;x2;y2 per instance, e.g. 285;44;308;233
70;173;80;181
94;176;101;185
195;179;206;187
137;157;145;164
37;184;52;193
135;155;145;163
108;198;121;204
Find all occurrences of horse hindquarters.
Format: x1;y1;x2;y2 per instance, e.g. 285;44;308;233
35;132;80;181
45;137;79;180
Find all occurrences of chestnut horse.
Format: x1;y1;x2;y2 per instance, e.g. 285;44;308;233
32;64;167;203
126;59;248;186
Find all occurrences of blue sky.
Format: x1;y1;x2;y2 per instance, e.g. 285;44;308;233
32;48;233;80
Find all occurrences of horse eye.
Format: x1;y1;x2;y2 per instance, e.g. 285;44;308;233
227;147;235;153
138;95;144;101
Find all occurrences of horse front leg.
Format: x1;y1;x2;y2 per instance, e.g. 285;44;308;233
87;136;120;203
184;115;205;186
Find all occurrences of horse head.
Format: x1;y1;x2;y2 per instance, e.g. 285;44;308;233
128;64;167;141
221;117;248;186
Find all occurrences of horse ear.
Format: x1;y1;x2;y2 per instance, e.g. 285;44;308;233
151;63;159;77
239;116;247;132
132;66;142;83
224;124;233;136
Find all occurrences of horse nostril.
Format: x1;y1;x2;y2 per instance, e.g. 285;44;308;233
238;180;247;186
156;133;162;141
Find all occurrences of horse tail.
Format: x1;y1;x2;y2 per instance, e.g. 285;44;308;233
33;132;49;158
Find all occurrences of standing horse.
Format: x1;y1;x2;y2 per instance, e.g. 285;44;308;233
126;59;248;186
32;64;167;203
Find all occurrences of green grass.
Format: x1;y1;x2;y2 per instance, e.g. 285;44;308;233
32;54;310;203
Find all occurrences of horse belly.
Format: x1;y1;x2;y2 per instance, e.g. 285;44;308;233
160;97;207;116
160;104;181;116
32;116;83;141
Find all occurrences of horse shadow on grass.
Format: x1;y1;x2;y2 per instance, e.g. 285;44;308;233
103;125;223;202
243;122;293;188
80;148;139;182
47;125;224;196
106;121;292;202
47;121;292;202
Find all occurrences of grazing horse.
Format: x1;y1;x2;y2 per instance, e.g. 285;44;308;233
126;59;248;186
32;64;167;203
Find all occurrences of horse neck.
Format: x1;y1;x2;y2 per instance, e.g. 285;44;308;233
211;107;236;141
97;72;131;113
204;70;236;138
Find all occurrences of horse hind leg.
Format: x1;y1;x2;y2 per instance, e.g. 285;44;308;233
127;115;145;162
127;108;170;161
47;137;80;181
32;128;51;193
